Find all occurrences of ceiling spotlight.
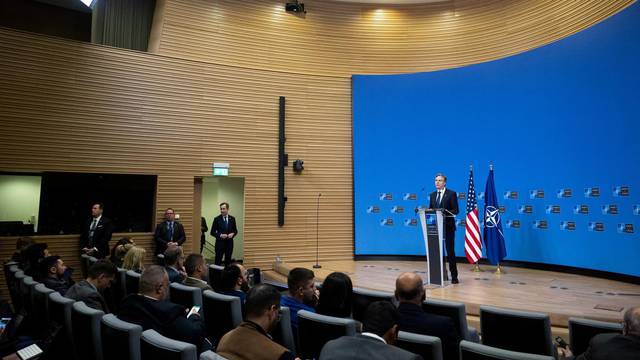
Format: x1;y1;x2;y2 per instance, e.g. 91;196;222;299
285;0;305;14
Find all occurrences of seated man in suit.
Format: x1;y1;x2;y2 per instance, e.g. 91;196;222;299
182;253;213;291
164;245;186;283
395;272;460;360
280;267;318;335
66;259;117;313
320;301;422;360
118;265;210;353
217;262;250;306
217;284;297;360
39;255;74;295
153;207;186;255
559;306;640;360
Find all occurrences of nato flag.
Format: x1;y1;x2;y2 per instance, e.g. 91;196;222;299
483;167;507;265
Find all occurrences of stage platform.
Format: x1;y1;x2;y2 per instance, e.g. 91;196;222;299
266;260;639;330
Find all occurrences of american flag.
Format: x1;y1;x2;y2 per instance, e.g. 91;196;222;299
464;168;482;263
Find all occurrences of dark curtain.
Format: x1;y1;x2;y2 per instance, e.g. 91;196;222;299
92;0;156;51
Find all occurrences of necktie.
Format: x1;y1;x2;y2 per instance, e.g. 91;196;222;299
436;191;443;207
89;218;98;245
169;222;174;240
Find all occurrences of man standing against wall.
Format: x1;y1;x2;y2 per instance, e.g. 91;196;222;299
211;202;238;266
429;173;460;284
154;208;186;255
80;203;113;259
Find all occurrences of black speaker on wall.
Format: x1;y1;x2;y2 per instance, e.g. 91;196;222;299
278;96;287;227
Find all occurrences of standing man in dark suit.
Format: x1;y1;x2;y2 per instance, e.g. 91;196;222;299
80;203;114;259
395;272;460;360
200;216;208;254
154;208;186;255
429;173;460;284
211;202;238;266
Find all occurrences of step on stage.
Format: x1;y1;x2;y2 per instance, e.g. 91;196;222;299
270;260;640;328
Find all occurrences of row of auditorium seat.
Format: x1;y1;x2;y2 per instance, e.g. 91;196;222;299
4;260;624;360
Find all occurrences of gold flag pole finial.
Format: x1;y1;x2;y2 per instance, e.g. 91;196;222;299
472;262;482;272
495;263;504;275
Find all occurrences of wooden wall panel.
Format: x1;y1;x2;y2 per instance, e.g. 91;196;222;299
0;28;353;294
154;0;634;76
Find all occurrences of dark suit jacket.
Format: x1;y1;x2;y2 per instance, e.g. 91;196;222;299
166;266;186;283
210;214;238;242
397;302;461;360
154;220;186;254
574;333;640;360
118;294;207;352
319;334;423;360
429;189;459;233
80;216;114;259
65;279;109;313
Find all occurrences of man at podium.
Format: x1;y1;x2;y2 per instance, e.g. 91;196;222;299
429;173;460;284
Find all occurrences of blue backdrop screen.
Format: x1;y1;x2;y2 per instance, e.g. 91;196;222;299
353;4;640;277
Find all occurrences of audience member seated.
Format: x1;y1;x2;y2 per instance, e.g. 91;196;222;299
183;254;213;291
395;272;460;360
559;306;640;360
65;259;117;312
164;245;186;283
22;242;49;277
122;246;146;273
217;263;249;306
39;255;74;295
280;267;318;335
319;301;421;360
316;272;353;318
109;237;135;268
10;236;35;263
117;265;210;353
217;284;298;360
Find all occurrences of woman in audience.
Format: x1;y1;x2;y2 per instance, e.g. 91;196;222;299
122;246;146;273
109;237;135;267
316;271;354;318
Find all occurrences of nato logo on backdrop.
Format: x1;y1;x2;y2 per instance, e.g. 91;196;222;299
478;192;485;200
391;206;404;214
380;218;394;226
617;223;634;233
379;193;393;201
404;218;418;226
506;220;521;228
546;205;561;214
366;206;380;214
560;221;576;230
403;193;417;200
588;222;605;232
458;192;466;200
574;205;589;215
529;189;545;199
634;205;640;215
499;206;506;213
613;185;630;197
456;219;466;227
518;205;533;214
602;204;618;215
504;191;518;200
557;188;572;198
532;220;548;229
584;187;600;198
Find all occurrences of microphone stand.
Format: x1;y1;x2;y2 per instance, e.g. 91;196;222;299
313;193;322;269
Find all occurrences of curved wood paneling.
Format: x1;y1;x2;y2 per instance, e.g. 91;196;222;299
154;0;634;76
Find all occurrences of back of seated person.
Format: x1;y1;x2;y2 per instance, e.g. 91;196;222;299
395;272;460;360
164;245;186;283
117;265;210;353
65;259;117;313
182;253;212;291
316;272;353;318
40;255;74;295
11;236;35;263
109;237;134;268
122;246;145;273
217;262;249;305
22;242;49;278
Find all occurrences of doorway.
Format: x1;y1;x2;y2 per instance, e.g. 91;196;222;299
196;177;245;263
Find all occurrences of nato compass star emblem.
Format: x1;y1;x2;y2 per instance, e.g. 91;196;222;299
485;206;501;228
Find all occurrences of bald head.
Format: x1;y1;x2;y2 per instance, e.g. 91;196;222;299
624;306;640;337
395;272;425;304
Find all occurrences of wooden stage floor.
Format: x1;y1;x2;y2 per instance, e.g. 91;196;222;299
269;260;640;328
